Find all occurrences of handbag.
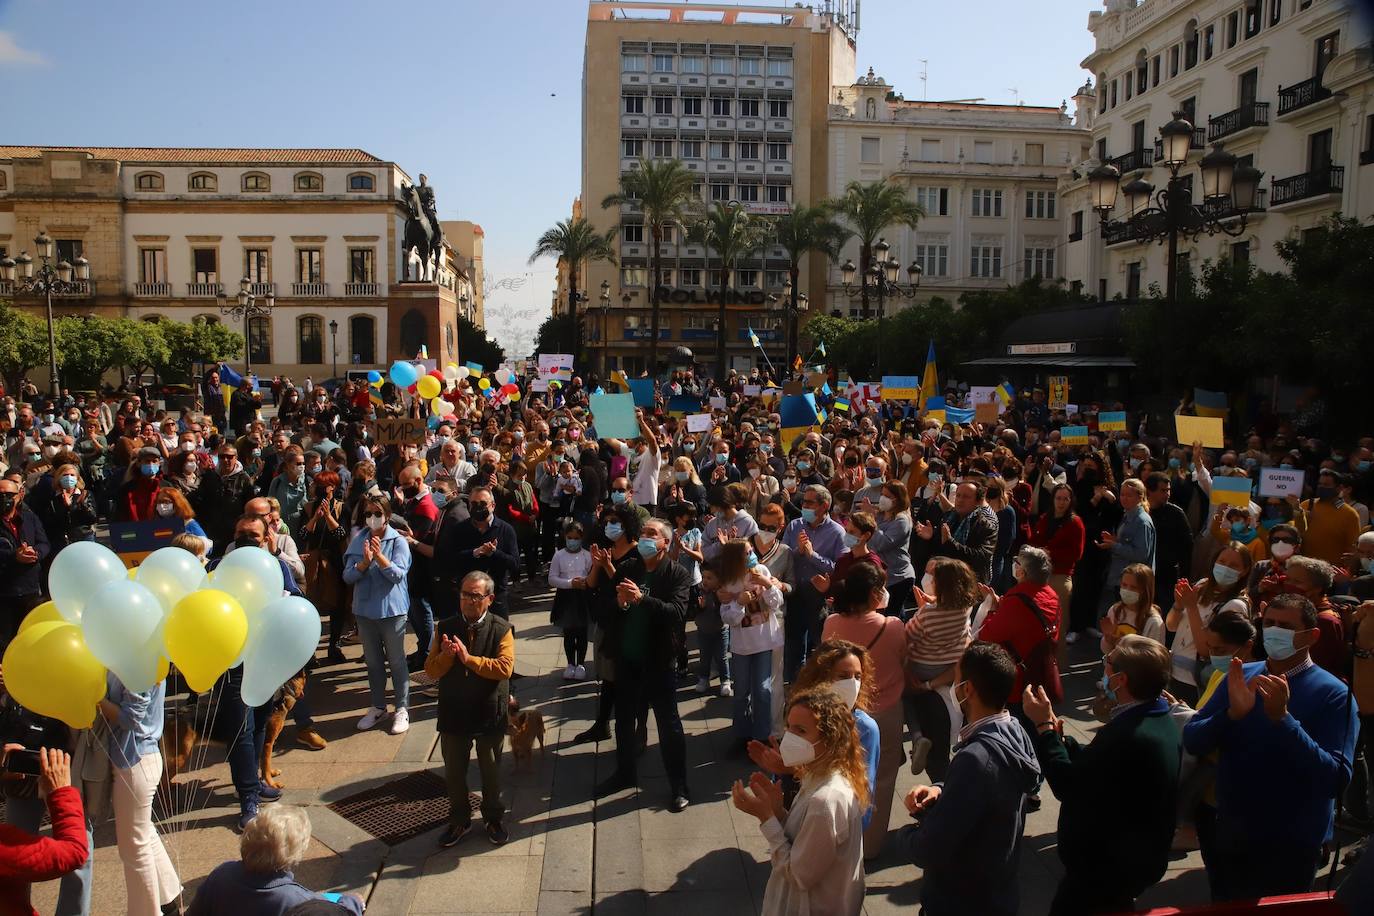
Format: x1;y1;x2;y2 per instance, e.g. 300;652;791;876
1006;591;1065;704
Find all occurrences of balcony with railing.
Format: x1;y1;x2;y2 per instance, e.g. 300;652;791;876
133;281;171;297
291;282;328;297
1277;76;1331;117
1;279;95;298
1217;187;1267;219
1271;165;1344;207
344;282;381;297
1108;148;1155;175
1152;127;1205;162
247;281;274;297
1208;102;1269;142
186;282;222;298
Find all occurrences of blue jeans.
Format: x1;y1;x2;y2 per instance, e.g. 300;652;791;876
696;621;731;684
407;587;433;659
221;665;264;811
732;649;774;741
6;794;93;915
356;615;410;711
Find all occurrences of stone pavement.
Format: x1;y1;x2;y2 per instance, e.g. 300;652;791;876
32;577;1353;914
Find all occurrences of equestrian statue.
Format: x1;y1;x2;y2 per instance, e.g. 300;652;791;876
401;173;445;282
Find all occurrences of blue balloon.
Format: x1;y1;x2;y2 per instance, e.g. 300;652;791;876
389;361;419;388
240;597;323;708
367;369;382;384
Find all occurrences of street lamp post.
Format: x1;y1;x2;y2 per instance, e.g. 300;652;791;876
329;319;339;379
1088;111;1263;395
217;277;276;377
840;237;922;377
597;282;611;380
0;231;91;397
769;277;809;378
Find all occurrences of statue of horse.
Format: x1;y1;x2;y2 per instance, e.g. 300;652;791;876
401;181;442;282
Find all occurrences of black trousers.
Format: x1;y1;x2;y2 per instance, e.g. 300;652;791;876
1208;819;1320;901
1049;873;1135;916
613;658;687;789
906;688;952;781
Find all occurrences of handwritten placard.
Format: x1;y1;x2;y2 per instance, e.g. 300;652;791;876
368;417;426;446
1259;467;1305;499
975;401;1000;424
1176;415;1225;448
686;413;713;433
881;376;920;401
1098;411;1127;432
1060;425;1090;445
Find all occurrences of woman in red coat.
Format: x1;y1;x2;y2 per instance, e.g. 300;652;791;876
1030;483;1086;658
115;446;164;522
0;747;88;916
977;544;1061;710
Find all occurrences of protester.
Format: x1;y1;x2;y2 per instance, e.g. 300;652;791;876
904;557;977;782
342;494;412;735
0;747;89;916
549;519;594;678
718;538;785;747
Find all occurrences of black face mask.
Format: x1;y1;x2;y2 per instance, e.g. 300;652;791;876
0;493;15;514
470;505;491;521
402;485;420;499
481;462;497;475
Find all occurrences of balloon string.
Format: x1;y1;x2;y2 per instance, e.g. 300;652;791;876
177;679;243;840
88;717;180;881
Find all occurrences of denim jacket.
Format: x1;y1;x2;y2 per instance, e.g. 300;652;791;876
342;524;411;619
104;672;165;770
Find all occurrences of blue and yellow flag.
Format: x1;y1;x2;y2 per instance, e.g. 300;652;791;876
834;397;850;412
994;381;1016;406
818;341;827;358
920;342;939;401
1194;388;1228;419
748;326;761;348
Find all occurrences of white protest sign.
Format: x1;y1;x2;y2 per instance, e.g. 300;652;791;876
1259;467;1305;499
538;353;574;383
969;386;996;406
743;385;761;396
709;396;727;410
686;413;713;433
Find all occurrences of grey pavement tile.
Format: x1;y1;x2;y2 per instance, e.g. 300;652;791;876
407;855;542;913
537;889;593;916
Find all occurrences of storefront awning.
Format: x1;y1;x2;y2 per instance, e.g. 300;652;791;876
962;355;1137;368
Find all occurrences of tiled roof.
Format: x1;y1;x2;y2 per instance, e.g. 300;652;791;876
0;146;384;164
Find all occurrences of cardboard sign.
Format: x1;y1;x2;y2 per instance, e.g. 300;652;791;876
975;401;1000;424
589;393;639;440
744;384;764;396
779;382;801;396
1259;467;1305;499
369;417;426;446
626;378;656;408
1210;475;1253;508
686;413;714;433
1048;376;1069;410
1176;415;1225;448
1098;411;1127;432
709;396;727;410
881;376;920;401
1061;425;1090;445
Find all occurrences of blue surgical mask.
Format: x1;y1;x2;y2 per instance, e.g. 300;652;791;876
1262;626;1299;661
611;490;627;505
565;538;582;552
1230;521;1250;538
1359;461;1372;473
1168;457;1182;470
58;474;78;490
797;461;811;472
604;522;623;540
141;463;160;477
746;552;758;569
637;536;659;558
715;453;728;465
842;532;859;548
1212;563;1240;587
1207;655;1233;680
801;507;817;524
1099;671;1117;703
1363;557;1374;574
431;492;448;508
674;470;690;482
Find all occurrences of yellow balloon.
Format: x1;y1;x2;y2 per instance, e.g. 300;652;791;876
2;622;106;728
164;589;247;693
430;395;448;416
127;568;138;580
18;601;65;636
416;375;441;400
478;377;491;390
510;392;521;401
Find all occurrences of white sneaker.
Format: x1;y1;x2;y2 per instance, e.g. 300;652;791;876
563;664;577;680
357;707;386;731
1065;631;1080;645
389;707;410;735
719;681;734;698
574;664;587;680
695;677;709;694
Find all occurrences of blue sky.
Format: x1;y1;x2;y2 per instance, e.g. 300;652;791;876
0;0;1093;356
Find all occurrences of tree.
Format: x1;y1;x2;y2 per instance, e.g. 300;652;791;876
56;317;122;389
601;158;699;375
687;202;773;385
827;179;924;317
456;316;505;370
0;302;57;394
157;317;244;384
535;313;578;362
771;205;850;372
529;218;618;370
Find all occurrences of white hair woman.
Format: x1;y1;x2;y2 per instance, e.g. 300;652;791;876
186;806;364;914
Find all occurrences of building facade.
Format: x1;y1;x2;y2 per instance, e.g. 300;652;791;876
581;0;858;375
0;146;484;381
1059;0;1374;300
442;220;486;327
827;71;1091;312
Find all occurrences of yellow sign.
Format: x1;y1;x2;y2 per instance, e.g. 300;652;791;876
1048;376;1069;410
1175;415;1225;449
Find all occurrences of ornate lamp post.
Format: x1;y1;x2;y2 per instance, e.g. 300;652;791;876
1088;111;1263;392
596;280;611;379
769;276;810;377
840;236;921;376
218;277;276;376
329;319;339;379
0;230;91;397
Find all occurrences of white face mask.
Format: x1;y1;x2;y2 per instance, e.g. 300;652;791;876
831;675;861;710
180;441;195;453
901;453;914;466
366;515;387;532
778;730;818;768
782;477;797;489
756;529;777;546
1119;587;1140;606
748;467;761;479
1270;541;1295;561
876;587;890;609
921;573;936;598
878;495;894;512
156;502;175;517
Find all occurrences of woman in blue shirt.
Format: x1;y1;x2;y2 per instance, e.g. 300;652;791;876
342;494;412;736
99;671;182;916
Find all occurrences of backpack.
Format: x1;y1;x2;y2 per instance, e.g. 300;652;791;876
1006;590;1064;704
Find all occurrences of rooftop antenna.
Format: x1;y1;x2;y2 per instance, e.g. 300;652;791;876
920;59;928;101
1007;87;1021;105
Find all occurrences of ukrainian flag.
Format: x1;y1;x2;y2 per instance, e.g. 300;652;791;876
920;342;939;401
780;393;820;452
834;397;850;412
610;370;631;392
925;395;947;425
1194;388;1228;419
748;326;761;348
995;382;1016;406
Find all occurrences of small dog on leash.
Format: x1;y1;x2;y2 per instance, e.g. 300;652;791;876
506;696;545;767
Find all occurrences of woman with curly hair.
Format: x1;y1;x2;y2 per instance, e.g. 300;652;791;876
732;686;867;916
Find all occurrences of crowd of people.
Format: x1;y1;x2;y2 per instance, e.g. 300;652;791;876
1;363;1373;915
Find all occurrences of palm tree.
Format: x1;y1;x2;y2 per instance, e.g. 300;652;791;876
601;158;699;374
529;217;617;370
828;179;925;317
771;205;851;373
687;202;774;385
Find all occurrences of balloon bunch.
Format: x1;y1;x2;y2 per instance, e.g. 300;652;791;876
2;542;322;727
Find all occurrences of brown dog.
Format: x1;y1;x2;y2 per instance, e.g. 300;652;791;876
507;697;545;767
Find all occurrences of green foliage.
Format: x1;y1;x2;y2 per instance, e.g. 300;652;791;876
158;317;244;383
534;313;578;360
771;204;850;277
686;203;773;286
0;301;57;393
457;316;505;369
826;179;925;315
529;217;618;368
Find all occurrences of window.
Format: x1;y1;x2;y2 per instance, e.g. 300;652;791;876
348;173;375;192
1099;278;1108;301
710;57;732;75
737;142;759;160
766;59;792;77
1315;32;1339;79
244;248;269;283
1099;72;1109;113
652;54;673;72
916;139;940;163
1110;79;1118;108
763;270;786;289
1096;137;1108;161
1180;97;1197;127
1204;25;1215;60
1185;22;1199;69
1245;1;1262;38
970;246;1002;278
710;182;731;201
621;268;646;287
860;137;881;163
1152;54;1161;87
1070;280;1083;297
248;316;271;365
736;184;759;202
1270;0;1282;27
914;187;948;216
657;269;674;287
1023;247;1056;279
1170;45;1180;78
135;172;163;191
349;249;374;283
1226;12;1239;48
914;244;948;277
296;249;322;283
669;268;695;287
653;96;673;115
711;97;731;117
768;100;790;118
974;141;994;163
294;172;322;192
651;139;674;159
736;269;759;287
1025;190;1057;219
709;141;731;159
193;248;218;283
1136;56;1148;94
242;172;270;192
1071;211;1084;241
56;239;82;264
622;54;645;72
767;142;789;161
624;95;644;114
681;97;702;116
971;189;1003;217
738;98;760;117
139;248;165;283
623;138;643;158
1365;115;1374;158
680;140;702;159
623;223;644;243
1231;240;1251;265
298;316;324;364
681;56;704;74
188;172;217;192
1025;143;1044;166
1127;262;1142;299
350;315;376;365
1125;72;1133;101
739;58;761;76
1309;128;1333;171
765;185;789;204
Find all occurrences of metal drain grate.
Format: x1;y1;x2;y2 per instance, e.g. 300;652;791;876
326;770;480;846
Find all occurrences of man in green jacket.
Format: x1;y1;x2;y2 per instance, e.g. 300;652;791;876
1024;635;1181;915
